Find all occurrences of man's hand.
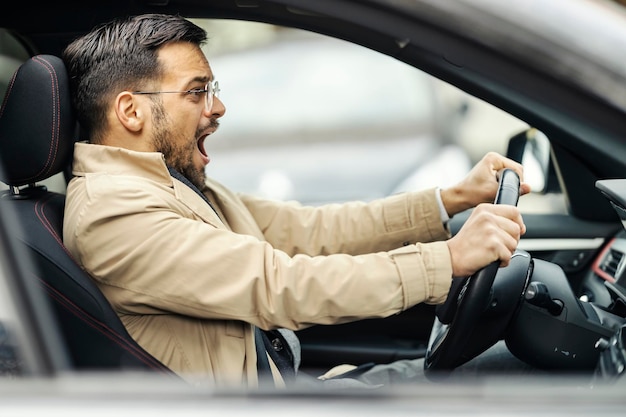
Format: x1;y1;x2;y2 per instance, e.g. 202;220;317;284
440;152;531;217
446;203;526;278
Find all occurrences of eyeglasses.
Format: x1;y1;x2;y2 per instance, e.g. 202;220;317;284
132;79;220;112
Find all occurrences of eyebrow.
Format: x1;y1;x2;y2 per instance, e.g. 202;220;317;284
185;75;212;88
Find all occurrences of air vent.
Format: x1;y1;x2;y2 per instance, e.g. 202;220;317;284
600;249;624;278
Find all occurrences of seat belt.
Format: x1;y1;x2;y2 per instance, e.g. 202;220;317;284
254;327;274;386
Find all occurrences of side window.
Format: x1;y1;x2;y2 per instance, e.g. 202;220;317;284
0;29;30;100
194;20;562;212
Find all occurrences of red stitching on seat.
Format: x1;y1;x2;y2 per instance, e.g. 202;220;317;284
32;56;62;180
36;277;172;373
34;194;72;258
30;194;173;374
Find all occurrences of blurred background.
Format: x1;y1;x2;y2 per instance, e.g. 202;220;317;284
195;19;530;205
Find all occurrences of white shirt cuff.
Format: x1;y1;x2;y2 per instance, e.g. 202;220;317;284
435;187;450;225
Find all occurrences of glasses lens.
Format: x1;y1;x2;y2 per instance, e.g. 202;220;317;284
205;80;219;112
206;84;211;112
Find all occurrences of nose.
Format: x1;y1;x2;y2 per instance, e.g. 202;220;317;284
206;95;226;119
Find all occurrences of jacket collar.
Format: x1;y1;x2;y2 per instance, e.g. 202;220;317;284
72;142;173;186
71;142;223;226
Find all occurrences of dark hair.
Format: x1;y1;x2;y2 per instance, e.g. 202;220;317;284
62;14;207;143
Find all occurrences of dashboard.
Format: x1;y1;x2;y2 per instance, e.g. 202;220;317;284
587;231;626;307
480;179;626;378
579;180;626;379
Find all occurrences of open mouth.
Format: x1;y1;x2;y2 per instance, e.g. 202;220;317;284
197;120;219;166
197;134;208;157
197;133;210;165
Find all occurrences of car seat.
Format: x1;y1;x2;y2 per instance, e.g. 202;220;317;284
0;55;175;375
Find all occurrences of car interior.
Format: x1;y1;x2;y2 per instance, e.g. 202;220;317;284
0;0;626;388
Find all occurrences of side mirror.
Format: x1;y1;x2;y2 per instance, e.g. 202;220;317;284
507;128;552;194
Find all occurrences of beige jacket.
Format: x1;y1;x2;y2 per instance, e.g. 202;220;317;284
63;142;453;388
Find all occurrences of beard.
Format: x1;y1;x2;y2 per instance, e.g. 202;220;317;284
150;101;211;190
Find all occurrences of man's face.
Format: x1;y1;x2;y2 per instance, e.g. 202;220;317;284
150;42;226;189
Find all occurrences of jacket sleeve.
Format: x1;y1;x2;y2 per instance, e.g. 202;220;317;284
66;177;453;331
239;188;450;256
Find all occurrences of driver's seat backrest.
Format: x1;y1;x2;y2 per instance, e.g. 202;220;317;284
0;55;175;374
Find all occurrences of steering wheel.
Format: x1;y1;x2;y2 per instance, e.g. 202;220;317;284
424;168;521;373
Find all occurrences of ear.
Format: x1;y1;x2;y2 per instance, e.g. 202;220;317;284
114;91;146;132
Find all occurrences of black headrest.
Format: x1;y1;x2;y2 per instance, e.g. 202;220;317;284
0;55;76;187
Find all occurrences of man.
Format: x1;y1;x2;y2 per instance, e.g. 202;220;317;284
62;13;529;388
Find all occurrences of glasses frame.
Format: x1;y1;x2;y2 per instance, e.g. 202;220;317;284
132;79;220;112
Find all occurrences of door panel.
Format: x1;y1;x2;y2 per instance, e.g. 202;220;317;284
297;304;435;372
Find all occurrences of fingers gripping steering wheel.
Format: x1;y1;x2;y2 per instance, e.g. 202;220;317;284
424;168;520;373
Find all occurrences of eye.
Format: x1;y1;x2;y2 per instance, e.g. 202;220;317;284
186;87;206;96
